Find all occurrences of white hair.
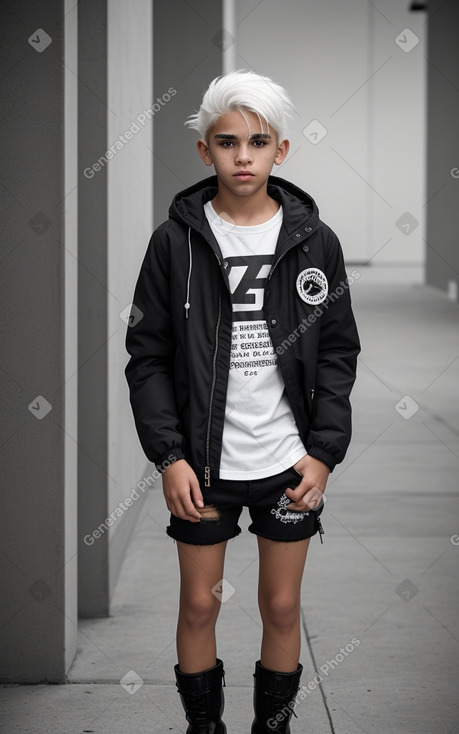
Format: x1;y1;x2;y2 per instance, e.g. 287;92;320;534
185;69;295;141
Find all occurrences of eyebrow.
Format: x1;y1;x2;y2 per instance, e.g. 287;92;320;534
213;133;272;140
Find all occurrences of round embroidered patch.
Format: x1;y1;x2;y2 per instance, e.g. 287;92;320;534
296;268;328;305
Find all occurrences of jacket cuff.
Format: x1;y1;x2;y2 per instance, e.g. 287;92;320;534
155;447;186;472
306;446;337;472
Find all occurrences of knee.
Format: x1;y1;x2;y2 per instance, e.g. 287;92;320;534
180;589;220;630
259;594;300;631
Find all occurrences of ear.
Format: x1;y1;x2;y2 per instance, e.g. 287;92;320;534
274;138;290;166
197;138;214;167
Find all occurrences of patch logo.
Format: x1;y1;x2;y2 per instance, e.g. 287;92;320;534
296;268;328;305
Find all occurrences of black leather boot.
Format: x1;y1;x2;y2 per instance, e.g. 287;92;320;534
174;658;227;733
251;660;303;733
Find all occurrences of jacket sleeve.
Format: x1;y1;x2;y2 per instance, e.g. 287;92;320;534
125;231;186;468
306;232;361;471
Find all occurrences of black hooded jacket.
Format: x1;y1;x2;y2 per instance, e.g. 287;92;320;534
125;175;360;487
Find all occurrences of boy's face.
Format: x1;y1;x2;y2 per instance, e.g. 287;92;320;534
197;109;289;197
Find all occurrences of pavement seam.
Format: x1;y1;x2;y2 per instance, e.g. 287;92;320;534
301;607;336;733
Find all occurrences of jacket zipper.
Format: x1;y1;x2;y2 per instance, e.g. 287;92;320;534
203;230;310;485
205;288;222;487
268;248;289;280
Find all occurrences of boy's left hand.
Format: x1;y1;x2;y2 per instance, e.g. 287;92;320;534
284;455;330;512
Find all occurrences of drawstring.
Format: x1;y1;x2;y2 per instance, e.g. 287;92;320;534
185;227;192;319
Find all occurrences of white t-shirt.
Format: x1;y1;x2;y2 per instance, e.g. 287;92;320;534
204;201;307;480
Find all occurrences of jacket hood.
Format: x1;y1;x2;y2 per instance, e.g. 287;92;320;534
169;175;320;235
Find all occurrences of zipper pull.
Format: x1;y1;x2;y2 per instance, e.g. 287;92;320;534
204;466;211;488
317;516;324;544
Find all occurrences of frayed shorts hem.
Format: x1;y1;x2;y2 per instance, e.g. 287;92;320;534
248;526;318;543
166;526;242;546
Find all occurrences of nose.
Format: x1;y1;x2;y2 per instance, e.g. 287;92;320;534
235;143;252;165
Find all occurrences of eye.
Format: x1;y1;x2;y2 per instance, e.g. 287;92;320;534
220;141;234;148
252;140;267;147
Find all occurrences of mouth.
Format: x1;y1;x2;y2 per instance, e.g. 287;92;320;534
234;171;254;180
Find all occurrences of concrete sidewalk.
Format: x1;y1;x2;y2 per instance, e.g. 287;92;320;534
1;265;459;733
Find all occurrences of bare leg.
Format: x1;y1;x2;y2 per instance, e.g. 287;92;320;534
176;540;228;673
257;536;310;672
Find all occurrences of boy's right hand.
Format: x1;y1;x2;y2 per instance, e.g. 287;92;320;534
161;459;204;522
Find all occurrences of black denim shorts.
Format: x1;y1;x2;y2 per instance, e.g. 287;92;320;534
166;466;325;546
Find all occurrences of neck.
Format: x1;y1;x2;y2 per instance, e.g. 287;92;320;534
211;181;279;226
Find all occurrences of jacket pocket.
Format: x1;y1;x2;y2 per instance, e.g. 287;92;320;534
175;388;189;413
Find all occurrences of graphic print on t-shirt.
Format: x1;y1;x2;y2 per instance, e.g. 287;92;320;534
226;254;278;376
226;254;271;320
204;200;306;479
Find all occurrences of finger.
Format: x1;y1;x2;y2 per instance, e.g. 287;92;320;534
176;506;201;522
308;494;325;509
285;485;323;511
169;493;201;522
284;486;297;500
286;499;314;512
190;477;204;508
286;481;321;497
283;489;309;513
288;491;324;513
284;484;310;502
181;492;202;521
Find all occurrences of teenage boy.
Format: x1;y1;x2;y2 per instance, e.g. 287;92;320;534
125;70;360;733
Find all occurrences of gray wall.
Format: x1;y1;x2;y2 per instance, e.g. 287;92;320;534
153;0;223;226
0;0;78;681
106;0;154;598
78;0;155;617
0;0;155;681
233;0;426;265
425;0;459;298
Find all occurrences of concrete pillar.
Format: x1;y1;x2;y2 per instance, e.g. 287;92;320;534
77;0;110;618
106;0;154;598
0;0;78;681
153;0;224;225
425;0;459;299
77;0;155;618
